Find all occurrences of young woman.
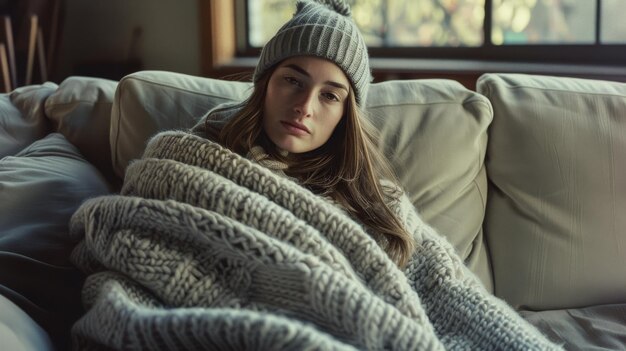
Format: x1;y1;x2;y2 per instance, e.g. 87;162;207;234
193;0;415;267
70;2;560;349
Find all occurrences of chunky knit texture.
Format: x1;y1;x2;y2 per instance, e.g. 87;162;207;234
69;131;562;350
253;0;371;106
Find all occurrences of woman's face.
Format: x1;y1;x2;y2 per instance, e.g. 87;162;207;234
263;56;350;154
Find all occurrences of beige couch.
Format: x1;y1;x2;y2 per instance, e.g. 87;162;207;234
1;70;624;350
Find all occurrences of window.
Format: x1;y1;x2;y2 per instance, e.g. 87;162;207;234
492;0;595;45
248;0;486;47
601;0;626;44
241;0;626;65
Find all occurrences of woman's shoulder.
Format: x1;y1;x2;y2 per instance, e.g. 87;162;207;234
379;179;406;204
190;102;243;140
378;179;420;225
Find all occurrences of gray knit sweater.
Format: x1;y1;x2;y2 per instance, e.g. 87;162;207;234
69;130;561;350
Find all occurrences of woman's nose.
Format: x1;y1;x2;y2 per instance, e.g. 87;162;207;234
293;90;314;117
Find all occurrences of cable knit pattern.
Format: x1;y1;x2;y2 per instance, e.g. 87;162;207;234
69;130;562;350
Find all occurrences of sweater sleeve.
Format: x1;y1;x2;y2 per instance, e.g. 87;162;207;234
190;102;241;141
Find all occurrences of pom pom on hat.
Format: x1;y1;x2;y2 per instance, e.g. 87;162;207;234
253;0;371;106
298;0;352;16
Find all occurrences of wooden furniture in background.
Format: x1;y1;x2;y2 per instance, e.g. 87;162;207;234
24;14;37;85
0;43;11;91
1;15;16;89
0;0;62;92
199;0;237;79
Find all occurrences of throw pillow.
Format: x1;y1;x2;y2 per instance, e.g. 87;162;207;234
0;133;110;349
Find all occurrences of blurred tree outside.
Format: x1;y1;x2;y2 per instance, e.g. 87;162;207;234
350;0;484;46
601;0;626;44
248;0;294;47
492;0;594;45
249;0;484;47
248;0;626;48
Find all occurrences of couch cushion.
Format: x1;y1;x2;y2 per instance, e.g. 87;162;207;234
520;303;626;350
45;76;118;184
110;71;494;290
366;79;493;290
0;83;57;158
478;73;626;309
0;133;110;349
110;71;251;178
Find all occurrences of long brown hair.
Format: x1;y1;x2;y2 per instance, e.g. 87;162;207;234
207;66;416;267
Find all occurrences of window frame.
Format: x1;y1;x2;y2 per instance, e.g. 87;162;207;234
199;0;626;86
237;0;626;66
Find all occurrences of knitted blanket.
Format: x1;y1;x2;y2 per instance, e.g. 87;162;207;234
69;131;561;350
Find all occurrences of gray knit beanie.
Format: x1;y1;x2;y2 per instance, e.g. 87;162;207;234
253;0;371;106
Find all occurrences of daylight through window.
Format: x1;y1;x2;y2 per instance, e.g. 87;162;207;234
247;0;626;48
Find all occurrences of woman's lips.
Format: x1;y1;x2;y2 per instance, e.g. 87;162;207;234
280;121;310;135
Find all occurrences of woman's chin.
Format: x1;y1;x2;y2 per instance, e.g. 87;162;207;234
272;138;310;154
277;144;304;154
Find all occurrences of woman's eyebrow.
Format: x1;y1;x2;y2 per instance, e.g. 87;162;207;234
284;64;349;93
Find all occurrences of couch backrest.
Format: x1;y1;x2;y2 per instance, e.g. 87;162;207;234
109;70;494;291
478;73;626;309
18;70;626;310
1;83;57;159
45;77;118;182
110;71;251;179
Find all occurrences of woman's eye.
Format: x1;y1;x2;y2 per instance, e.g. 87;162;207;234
323;93;340;102
285;77;301;87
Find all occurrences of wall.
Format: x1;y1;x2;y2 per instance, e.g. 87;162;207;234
55;0;200;82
